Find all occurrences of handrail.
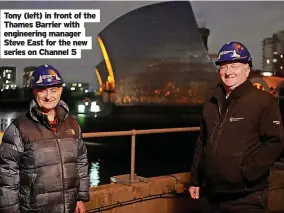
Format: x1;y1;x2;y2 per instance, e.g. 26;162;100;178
82;126;200;138
82;126;200;183
0;124;201;183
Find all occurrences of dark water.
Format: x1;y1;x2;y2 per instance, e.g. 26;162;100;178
0;109;200;187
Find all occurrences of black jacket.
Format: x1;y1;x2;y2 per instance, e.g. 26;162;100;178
0;100;90;213
190;80;284;193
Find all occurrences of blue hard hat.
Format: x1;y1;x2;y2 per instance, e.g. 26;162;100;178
215;41;253;67
30;64;64;88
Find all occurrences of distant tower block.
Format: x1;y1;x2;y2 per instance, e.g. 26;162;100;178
23;66;37;87
198;22;210;51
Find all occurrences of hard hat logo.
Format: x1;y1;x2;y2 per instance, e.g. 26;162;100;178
218;50;241;59
48;69;57;76
231;50;241;58
30;65;64;88
218;50;233;59
232;43;244;53
35;73;62;84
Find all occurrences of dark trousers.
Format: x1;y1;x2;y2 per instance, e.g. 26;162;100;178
198;188;269;213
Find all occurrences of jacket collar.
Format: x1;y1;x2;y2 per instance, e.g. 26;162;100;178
212;79;253;101
29;99;69;124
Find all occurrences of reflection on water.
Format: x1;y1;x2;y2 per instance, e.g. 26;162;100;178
89;161;100;187
0;111;22;131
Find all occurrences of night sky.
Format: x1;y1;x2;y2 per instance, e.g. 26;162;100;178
0;1;284;88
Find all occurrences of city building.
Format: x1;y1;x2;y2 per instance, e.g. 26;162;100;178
273;53;284;76
65;82;90;94
23;66;37;87
262;30;284;75
0;66;17;90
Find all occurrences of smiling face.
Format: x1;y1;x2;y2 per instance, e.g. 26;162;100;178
33;86;63;113
219;61;250;91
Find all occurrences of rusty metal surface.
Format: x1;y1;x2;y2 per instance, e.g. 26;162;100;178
98;1;218;106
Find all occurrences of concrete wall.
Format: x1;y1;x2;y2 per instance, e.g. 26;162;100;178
85;173;197;213
85;164;284;213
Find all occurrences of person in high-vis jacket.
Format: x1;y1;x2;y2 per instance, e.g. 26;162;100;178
189;41;284;213
0;65;90;213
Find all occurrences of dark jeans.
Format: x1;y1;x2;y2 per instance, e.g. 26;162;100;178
198;188;269;213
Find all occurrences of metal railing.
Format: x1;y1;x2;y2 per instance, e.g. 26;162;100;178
82;127;200;183
0;118;201;183
0;123;201;182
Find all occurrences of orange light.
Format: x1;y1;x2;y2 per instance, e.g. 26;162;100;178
94;68;103;87
253;83;264;91
97;36;115;89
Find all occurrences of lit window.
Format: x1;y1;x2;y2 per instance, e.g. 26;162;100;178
266;59;270;64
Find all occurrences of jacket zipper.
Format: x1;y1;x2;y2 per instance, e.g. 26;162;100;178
218;103;222;116
54;131;66;213
209;101;223;144
213;108;229;155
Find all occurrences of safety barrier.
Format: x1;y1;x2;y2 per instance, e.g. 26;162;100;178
82;127;200;184
0;116;200;183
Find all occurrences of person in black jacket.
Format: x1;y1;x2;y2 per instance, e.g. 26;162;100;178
189;41;284;213
0;65;90;213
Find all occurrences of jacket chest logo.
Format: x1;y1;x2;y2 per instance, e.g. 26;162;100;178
229;117;244;122
273;120;281;125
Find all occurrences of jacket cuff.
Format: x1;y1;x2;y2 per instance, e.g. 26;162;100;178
189;180;202;187
77;193;90;202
